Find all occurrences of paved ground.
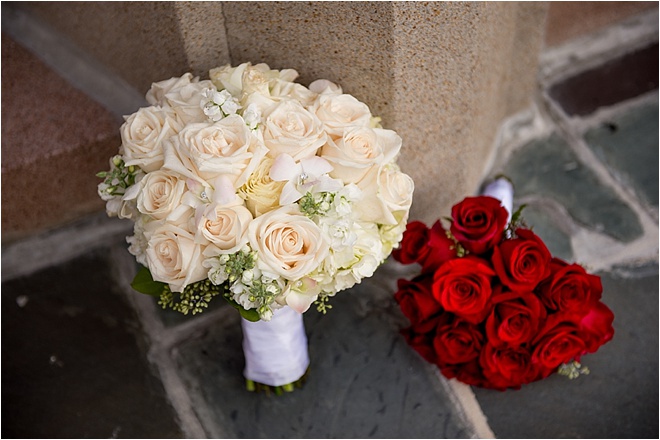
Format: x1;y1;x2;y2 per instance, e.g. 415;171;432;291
2;9;658;439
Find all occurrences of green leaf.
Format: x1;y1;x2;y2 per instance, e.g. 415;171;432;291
224;296;260;322
131;266;167;297
510;204;527;226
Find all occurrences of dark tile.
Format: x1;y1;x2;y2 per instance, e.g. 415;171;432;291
585;102;659;208
473;264;659;439
504;134;644;242
548;43;658;116
1;250;182;438
517;203;574;262
173;281;474;438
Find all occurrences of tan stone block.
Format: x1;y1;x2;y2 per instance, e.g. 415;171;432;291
1;34;120;243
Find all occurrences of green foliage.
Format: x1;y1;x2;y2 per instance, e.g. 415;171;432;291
223;296;261;322
131;266;167;297
315;293;333;314
299;191;333;218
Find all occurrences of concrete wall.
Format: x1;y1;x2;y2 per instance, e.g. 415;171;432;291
3;1;549;242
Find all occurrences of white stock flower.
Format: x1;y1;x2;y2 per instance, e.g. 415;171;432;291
127;217;149;266
321;126;402;184
247;204;329;281
242;103;261;130
120;106;181;173
144;222;208;292
261;100;327;161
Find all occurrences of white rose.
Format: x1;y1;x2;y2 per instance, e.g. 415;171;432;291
308;79;342;95
146;73;196;106
238;157;285;217
127;217;149;266
379;213;409;259
120;106;181;173
164;78;216;124
209;63;251;98
321;126;401;184
310;93;372;138
355;163;414;225
162;115;267;187
261;99;327;160
196;203;253;254
316;222;383;294
144;222;208;293
247;205;329;280
135;170;188;221
271;80;317;107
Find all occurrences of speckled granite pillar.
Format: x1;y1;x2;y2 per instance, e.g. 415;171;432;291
5;1;548;236
221;1;549;222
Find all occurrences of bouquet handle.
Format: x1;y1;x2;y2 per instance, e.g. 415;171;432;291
241;306;310;389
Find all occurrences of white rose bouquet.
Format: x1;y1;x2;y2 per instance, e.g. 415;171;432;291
98;62;413;390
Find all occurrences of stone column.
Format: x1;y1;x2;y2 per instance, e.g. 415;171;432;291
4;1;548;239
220;1;549;222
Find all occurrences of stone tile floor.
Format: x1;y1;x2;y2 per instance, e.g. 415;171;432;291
2;13;658;440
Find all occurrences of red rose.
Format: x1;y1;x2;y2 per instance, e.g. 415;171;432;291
532;315;586;378
480;343;540;390
441;359;489;388
421;220;458;273
492;228;552;293
485;290;546;347
394;275;441;326
537;258;602;316
401;316;441;364
432;256;495;324
393;221;431;265
393;220;457;274
433;316;484;366
450;196;509;255
579;301;614;353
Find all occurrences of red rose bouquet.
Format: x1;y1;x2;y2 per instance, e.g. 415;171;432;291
393;184;614;390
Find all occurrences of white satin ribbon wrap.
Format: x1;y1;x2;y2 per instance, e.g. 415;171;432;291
482;177;514;221
241;306;310;386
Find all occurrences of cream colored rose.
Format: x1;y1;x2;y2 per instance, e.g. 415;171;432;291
308;79;342;95
261;100;327;160
196;203;253;254
164;78;216;124
210;63;250;98
162;115;267;187
248;205;329;280
120;106;181;173
210;62;298;98
146;73;195;106
238;157;285;217
355;163;414;225
310;93;372;138
144;222;208;292
376;163;414;214
321;126;402;184
271;81;317;107
135;170;188;220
